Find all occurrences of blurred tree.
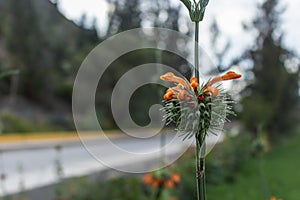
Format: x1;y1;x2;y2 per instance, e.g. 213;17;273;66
96;0;193;129
7;0;46;102
77;14;99;49
106;0;142;35
240;0;299;139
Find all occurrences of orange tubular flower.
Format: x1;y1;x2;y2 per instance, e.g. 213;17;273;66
142;173;153;185
164;88;176;100
171;173;181;183
152;178;161;188
207;71;242;87
270;197;283;200
161;72;192;101
163;85;184;101
164;179;175;189
204;71;242;97
160;72;190;89
190;77;199;90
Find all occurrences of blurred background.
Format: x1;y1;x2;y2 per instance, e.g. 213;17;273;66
0;0;299;199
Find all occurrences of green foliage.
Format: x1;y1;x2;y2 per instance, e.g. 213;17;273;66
205;129;300;200
174;153;198;199
212;133;252;182
0;112;34;133
56;176;148;200
0;112;71;134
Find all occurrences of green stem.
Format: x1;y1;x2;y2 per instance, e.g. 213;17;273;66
195;22;199;78
194;21;206;200
196;134;206;200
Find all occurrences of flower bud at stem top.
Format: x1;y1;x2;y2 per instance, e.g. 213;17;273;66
180;0;210;22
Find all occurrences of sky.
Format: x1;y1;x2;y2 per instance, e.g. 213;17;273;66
57;0;300;62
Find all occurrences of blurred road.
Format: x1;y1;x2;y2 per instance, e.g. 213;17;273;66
0;132;189;196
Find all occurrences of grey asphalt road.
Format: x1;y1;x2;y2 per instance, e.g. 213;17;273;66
0;132;191;197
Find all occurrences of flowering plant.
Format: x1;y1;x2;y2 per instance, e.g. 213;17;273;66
159;1;242;200
143;169;181;200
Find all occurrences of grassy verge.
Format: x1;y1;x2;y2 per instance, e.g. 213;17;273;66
206;132;300;200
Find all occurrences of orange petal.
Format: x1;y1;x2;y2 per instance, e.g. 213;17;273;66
204;86;220;97
160;72;190;89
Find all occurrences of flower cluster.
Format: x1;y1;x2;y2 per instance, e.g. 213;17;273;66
143;171;181;189
160;71;242;140
270;197;283;200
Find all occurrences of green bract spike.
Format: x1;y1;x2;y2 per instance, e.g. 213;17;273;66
180;0;210;22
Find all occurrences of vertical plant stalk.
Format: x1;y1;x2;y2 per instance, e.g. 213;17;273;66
194;22;199;80
194;21;206;200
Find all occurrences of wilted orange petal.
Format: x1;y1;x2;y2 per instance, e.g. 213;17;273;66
160;72;190;89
